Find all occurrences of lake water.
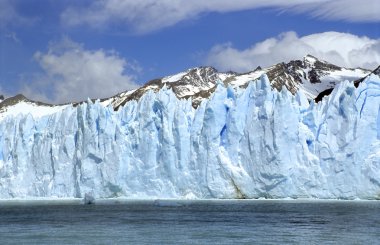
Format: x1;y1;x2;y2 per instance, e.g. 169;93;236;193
0;200;379;244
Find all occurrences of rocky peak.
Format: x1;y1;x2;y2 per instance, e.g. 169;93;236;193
303;54;318;66
254;66;262;71
114;66;228;109
0;94;28;111
0;94;55;112
165;67;219;88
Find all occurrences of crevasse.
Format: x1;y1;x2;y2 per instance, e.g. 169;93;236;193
0;74;379;199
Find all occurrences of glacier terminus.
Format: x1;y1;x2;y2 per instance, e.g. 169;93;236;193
0;58;379;200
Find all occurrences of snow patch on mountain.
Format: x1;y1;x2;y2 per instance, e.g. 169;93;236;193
0;101;68;121
162;71;188;83
299;67;369;98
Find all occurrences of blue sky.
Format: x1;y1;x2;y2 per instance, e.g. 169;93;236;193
0;0;379;103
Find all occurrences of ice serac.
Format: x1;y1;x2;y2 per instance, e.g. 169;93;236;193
0;74;380;200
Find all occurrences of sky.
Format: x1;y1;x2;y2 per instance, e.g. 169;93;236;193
0;0;379;103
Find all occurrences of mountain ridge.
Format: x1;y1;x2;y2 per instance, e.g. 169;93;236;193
0;55;375;118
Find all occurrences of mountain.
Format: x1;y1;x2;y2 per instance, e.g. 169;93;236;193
0;55;370;117
0;55;379;200
101;54;370;109
0;94;68;121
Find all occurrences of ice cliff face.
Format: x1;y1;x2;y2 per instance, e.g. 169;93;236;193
0;72;379;200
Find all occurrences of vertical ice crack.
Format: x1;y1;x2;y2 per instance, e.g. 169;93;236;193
49;147;55;178
359;91;367;118
377;105;380;140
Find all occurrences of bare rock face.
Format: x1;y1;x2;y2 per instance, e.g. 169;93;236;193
373;65;380;76
114;67;228;109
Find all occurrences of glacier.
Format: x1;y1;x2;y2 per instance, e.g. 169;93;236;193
0;74;379;200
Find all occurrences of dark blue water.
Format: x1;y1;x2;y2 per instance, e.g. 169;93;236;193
0;200;379;244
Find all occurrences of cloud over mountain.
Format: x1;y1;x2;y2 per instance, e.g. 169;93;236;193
24;38;139;103
206;31;380;72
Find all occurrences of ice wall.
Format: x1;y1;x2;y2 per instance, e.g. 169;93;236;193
0;74;379;199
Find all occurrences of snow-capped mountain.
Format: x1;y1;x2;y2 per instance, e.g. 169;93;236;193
0;55;379;200
99;54;370;109
0;55;370;117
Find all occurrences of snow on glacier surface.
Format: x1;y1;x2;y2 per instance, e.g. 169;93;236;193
0;74;379;200
0;102;68;121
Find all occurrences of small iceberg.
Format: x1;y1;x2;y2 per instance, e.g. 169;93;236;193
84;193;95;205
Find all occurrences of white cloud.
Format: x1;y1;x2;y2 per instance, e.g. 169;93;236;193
0;0;28;29
0;0;18;28
25;38;139;104
293;0;380;23
4;32;21;43
205;31;380;72
61;0;380;33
